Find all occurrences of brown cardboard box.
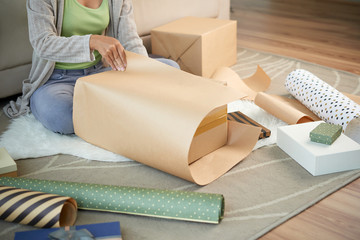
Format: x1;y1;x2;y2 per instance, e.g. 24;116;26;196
0;147;17;177
73;51;261;185
188;106;228;164
151;17;237;78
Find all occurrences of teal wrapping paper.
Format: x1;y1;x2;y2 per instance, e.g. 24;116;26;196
0;177;224;224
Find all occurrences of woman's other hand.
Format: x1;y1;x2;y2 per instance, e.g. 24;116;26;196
90;35;127;71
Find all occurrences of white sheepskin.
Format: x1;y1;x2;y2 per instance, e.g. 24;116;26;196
0;100;287;161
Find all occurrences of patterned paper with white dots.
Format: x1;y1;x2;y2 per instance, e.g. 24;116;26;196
0;177;224;224
285;69;360;130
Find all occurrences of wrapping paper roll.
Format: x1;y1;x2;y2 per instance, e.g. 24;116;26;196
285;69;360;130
0;185;77;228
0;177;224;224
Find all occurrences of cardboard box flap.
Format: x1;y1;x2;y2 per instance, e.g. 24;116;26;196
151;32;199;61
195;105;227;134
189;106;228;164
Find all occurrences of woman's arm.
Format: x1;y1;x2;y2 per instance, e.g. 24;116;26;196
27;0;127;71
116;0;148;56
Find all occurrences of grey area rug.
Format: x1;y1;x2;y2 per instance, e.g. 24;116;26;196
0;48;360;240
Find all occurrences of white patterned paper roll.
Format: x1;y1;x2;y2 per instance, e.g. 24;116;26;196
285;69;360;131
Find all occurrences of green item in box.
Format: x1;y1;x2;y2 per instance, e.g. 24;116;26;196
310;123;342;145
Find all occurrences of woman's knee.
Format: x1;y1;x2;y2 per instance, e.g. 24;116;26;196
30;85;75;134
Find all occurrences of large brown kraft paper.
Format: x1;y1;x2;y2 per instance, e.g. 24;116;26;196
73;51;261;185
211;65;271;101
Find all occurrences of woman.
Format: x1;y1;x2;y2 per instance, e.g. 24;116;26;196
3;0;178;134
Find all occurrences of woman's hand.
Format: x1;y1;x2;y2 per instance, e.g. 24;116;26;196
90;35;127;71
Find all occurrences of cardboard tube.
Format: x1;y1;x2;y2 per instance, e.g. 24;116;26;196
0;185;77;228
0;177;224;224
254;92;320;124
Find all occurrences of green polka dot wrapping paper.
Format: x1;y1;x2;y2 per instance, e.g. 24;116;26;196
285;69;360;132
0;177;224;224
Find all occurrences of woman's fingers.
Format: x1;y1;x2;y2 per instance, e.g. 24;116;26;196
90;35;127;71
113;45;127;71
104;50;117;71
118;45;127;68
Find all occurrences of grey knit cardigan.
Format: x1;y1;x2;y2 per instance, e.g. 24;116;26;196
3;0;148;118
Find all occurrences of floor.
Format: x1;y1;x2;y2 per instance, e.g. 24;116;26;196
230;0;360;239
232;0;360;75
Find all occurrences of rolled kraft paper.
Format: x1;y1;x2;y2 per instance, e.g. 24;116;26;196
73;51;261;185
211;65;271;100
0;185;77;228
285;69;360;130
254;92;321;124
0;177;225;224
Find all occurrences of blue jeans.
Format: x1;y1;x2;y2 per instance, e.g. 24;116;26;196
30;58;180;134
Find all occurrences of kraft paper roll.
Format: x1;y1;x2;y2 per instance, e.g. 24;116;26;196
285;69;360;130
0;177;224;224
0;185;77;228
254;92;321;124
73;51;262;185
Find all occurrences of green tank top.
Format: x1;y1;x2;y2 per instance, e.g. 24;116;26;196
55;0;109;70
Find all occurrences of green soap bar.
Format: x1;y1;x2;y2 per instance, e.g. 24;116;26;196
310;123;342;145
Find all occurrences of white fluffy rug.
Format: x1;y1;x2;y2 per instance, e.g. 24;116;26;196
0;100;286;161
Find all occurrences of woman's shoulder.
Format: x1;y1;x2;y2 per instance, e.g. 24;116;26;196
28;0;60;8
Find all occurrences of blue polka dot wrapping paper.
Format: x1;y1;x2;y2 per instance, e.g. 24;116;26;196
285;69;360;131
0;177;224;224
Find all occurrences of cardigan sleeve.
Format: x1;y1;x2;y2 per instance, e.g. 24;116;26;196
117;0;148;56
27;0;95;63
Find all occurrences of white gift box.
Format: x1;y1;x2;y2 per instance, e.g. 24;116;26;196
277;121;360;176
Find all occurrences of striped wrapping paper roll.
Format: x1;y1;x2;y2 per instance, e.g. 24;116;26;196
0;177;224;224
227;111;271;139
0;186;77;228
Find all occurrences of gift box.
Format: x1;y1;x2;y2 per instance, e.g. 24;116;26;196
310;122;342;145
277;121;360;176
0;147;17;177
188;105;228;164
227;111;271;139
73;51;261;185
151;16;237;78
14;221;122;240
